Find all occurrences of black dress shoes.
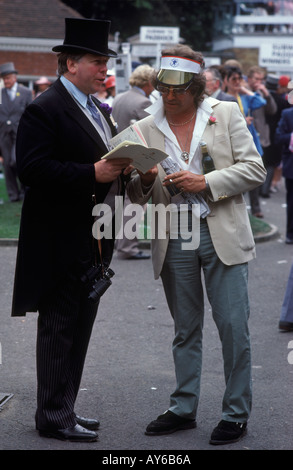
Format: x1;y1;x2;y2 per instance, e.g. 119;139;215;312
145;410;196;435
39;423;98;442
76;415;100;430
279;321;293;331
209;420;247;445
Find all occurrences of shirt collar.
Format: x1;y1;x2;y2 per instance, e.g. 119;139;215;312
212;89;220;98
60;75;88;108
145;95;213;126
7;82;17;96
132;86;146;96
11;82;18;93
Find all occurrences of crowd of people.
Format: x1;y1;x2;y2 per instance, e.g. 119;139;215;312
0;16;292;447
204;61;292;224
202;60;293;335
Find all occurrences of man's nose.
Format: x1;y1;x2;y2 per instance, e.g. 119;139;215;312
166;88;176;97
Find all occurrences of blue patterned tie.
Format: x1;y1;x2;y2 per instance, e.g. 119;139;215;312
87;96;105;131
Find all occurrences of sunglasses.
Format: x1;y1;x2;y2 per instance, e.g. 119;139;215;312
230;76;242;82
157;81;193;96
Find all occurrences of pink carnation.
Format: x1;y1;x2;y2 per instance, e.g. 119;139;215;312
209;116;217;125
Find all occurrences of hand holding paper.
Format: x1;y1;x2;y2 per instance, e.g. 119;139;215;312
102;123;167;174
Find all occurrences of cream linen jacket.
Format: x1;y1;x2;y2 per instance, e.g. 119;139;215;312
127;97;266;279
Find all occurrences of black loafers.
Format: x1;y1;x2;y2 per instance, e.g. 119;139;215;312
145;410;196;436
279;321;293;331
209;420;247;445
39;423;98;442
76;415;100;430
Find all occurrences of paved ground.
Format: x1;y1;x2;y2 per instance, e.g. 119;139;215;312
0;181;292;457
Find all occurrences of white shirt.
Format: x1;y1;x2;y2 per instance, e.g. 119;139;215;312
7;82;18;101
60;75;120;220
145;96;212;220
145;96;213;175
60;75;112;150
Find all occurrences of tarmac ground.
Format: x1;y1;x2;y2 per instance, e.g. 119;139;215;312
0;180;293;458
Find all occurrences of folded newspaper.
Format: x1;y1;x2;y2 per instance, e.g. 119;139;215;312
102;122;168;174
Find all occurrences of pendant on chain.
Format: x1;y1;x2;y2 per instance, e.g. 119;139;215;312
181;151;189;162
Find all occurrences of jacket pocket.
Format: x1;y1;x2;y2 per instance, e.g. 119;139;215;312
234;202;255;251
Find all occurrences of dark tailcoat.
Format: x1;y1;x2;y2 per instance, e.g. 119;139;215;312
12;78;120;316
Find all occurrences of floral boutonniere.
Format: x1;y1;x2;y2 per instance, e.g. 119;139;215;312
208;116;217;125
16;92;20;97
99;102;118;129
100;102;112;115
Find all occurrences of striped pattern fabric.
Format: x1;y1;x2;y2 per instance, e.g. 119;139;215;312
35;272;98;430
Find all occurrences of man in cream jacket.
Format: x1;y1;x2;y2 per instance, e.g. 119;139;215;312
127;45;266;446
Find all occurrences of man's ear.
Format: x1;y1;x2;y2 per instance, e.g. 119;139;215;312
66;58;78;75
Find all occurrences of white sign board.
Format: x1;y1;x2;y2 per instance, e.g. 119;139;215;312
204;57;221;67
140;26;179;44
259;43;293;70
114;54;132;94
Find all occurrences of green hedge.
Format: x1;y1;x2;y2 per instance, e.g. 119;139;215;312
0;175;273;241
0;176;22;239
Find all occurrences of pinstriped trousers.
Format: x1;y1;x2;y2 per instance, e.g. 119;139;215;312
36;271;98;431
161;217;252;423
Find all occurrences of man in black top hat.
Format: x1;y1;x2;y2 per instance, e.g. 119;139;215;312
11;18;131;442
0;61;32;201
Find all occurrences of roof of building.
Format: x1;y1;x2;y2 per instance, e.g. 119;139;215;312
0;0;83;39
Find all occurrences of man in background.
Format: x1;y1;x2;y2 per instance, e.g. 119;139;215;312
112;64;154;259
261;74;290;197
246;66;277;210
204;67;237;102
34;76;52;97
0;62;32;201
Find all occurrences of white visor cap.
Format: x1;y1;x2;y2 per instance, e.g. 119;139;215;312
157;55;202;85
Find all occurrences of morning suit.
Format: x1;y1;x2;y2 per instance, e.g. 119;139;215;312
275;107;293;240
0;84;32;200
128;97;266;422
12;78;122;430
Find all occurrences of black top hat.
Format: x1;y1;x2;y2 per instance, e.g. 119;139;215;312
0;62;18;76
52;18;117;58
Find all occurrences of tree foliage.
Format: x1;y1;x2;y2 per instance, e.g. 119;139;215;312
61;0;217;51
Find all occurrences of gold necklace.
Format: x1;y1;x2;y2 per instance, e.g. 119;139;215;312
168;111;196;127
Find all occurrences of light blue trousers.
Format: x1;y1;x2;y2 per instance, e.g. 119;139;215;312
161;218;252;423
